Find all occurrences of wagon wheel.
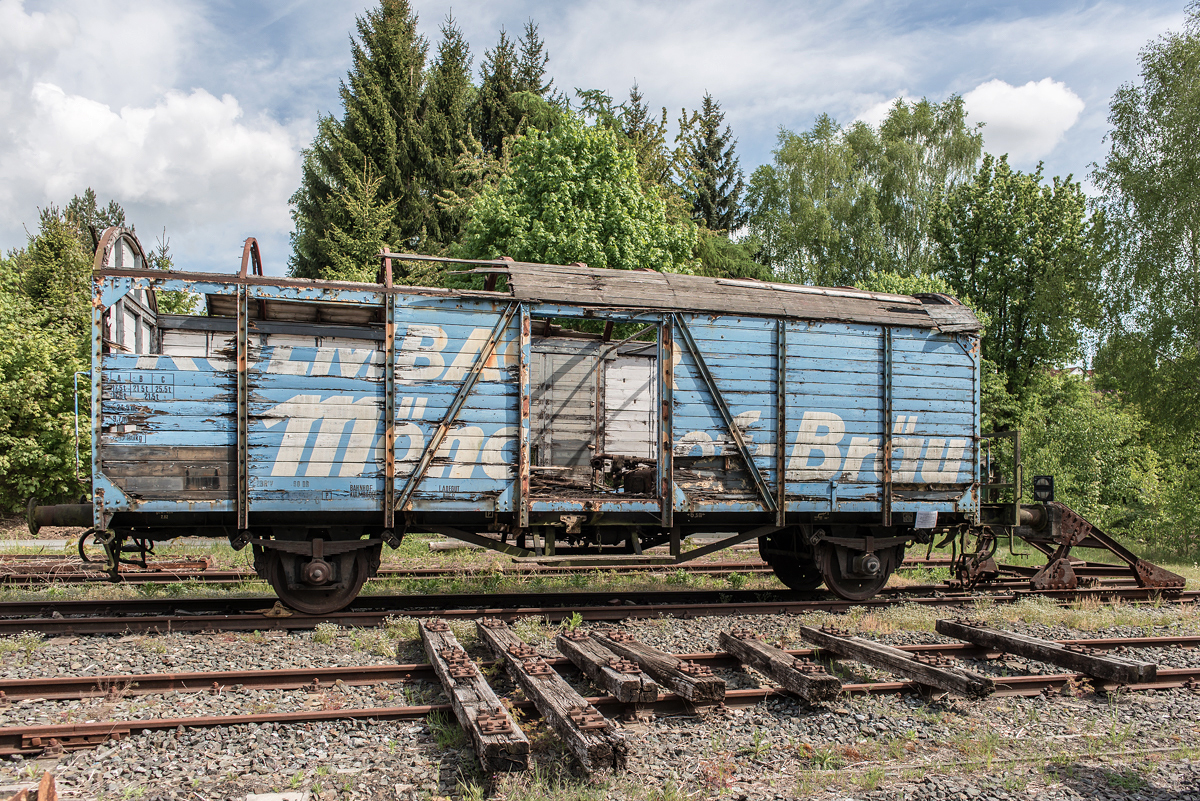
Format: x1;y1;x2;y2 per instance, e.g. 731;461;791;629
817;543;898;602
267;548;370;615
766;554;825;591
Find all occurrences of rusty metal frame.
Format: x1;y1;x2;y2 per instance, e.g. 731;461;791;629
676;524;784;564
382;253;396;531
981;430;1021;526
395;302;518;512
776;318;787;526
671;313;776;514
236;284;250;531
882;327;893;527
658;316;674;529
517;304;531;529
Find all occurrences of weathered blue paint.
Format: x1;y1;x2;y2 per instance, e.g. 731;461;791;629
91;269;981;528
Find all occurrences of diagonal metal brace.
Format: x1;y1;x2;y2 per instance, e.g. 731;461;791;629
671;313;776;513
395;302;518;511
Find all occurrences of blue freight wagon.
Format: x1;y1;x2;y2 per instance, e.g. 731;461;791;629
35;227;1181;613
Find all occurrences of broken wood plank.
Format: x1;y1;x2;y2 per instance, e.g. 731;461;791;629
477;619;626;773
555;631;658;704
418;619;528;772
592;630;725;704
718;628;841;704
935;618;1157;685
798;625;993;699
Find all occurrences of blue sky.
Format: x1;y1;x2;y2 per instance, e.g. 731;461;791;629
0;0;1187;276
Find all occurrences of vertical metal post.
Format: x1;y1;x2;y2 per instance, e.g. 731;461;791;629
881;327;893;528
659;316;674;529
74;370;90;484
383;254;396;531
517;304;532;529
775;319;787;527
91;303;103;529
236;285;250;531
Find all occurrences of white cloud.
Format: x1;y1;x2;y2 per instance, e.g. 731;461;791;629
963;78;1084;162
0;0;301;273
12;83;299;230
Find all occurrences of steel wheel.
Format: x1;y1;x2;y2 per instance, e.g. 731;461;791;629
767;555;825;591
268;548;369;615
817;543;896;602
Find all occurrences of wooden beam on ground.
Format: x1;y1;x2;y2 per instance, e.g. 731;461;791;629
935;618;1157;685
798;625;994;699
555;631;658;704
477;619;626;773
719;628;841;704
418;620;528;772
592;630;725;704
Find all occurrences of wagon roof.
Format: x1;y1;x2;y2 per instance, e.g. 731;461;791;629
493;261;980;333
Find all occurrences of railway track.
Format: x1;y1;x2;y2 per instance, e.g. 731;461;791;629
2;633;1197;756
0;554;1102;585
0;557;779;585
0;584;1192;636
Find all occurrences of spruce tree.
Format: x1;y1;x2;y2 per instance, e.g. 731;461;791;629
477;21;559;156
683;93;747;233
290;0;428;279
621;83;675;186
421;15;478;249
477;29;518;155
516;20;555;99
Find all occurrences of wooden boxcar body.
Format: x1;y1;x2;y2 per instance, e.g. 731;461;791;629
84;231;983;610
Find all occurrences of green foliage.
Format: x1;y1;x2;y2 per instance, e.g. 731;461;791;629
458;115;696;271
934;154;1098;400
0;252;90;511
1014;374;1163;541
746;115;886;286
747;96;981;285
1092;7;1200;437
420;14;480;250
18;208;94;336
289;0;427;278
693;227;771;280
865;96;983;274
315;161;400;283
680;92;747;232
477;22;560;157
855;270;956;298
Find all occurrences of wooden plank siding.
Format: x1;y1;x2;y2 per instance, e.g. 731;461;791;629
92;262;980;523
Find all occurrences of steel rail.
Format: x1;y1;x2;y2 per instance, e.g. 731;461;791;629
2;635;1197;702
0;560;778;586
3;662;1198;756
0;587;1194;636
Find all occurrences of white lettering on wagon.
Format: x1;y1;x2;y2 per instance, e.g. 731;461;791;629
781;411;969;484
260;393;511;481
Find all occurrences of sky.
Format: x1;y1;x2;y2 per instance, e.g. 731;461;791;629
0;0;1188;276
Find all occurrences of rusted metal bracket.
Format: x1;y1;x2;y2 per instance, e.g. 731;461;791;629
395;302;518;512
675;523;783;564
423;525;533;558
1029;503;1185;591
236;284;250;531
671;313;776;514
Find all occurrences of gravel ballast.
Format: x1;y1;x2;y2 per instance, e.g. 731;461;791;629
0;601;1198;800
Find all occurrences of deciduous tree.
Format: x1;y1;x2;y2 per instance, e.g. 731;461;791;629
933;154;1098;399
1091;6;1200;438
458;115;695;271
